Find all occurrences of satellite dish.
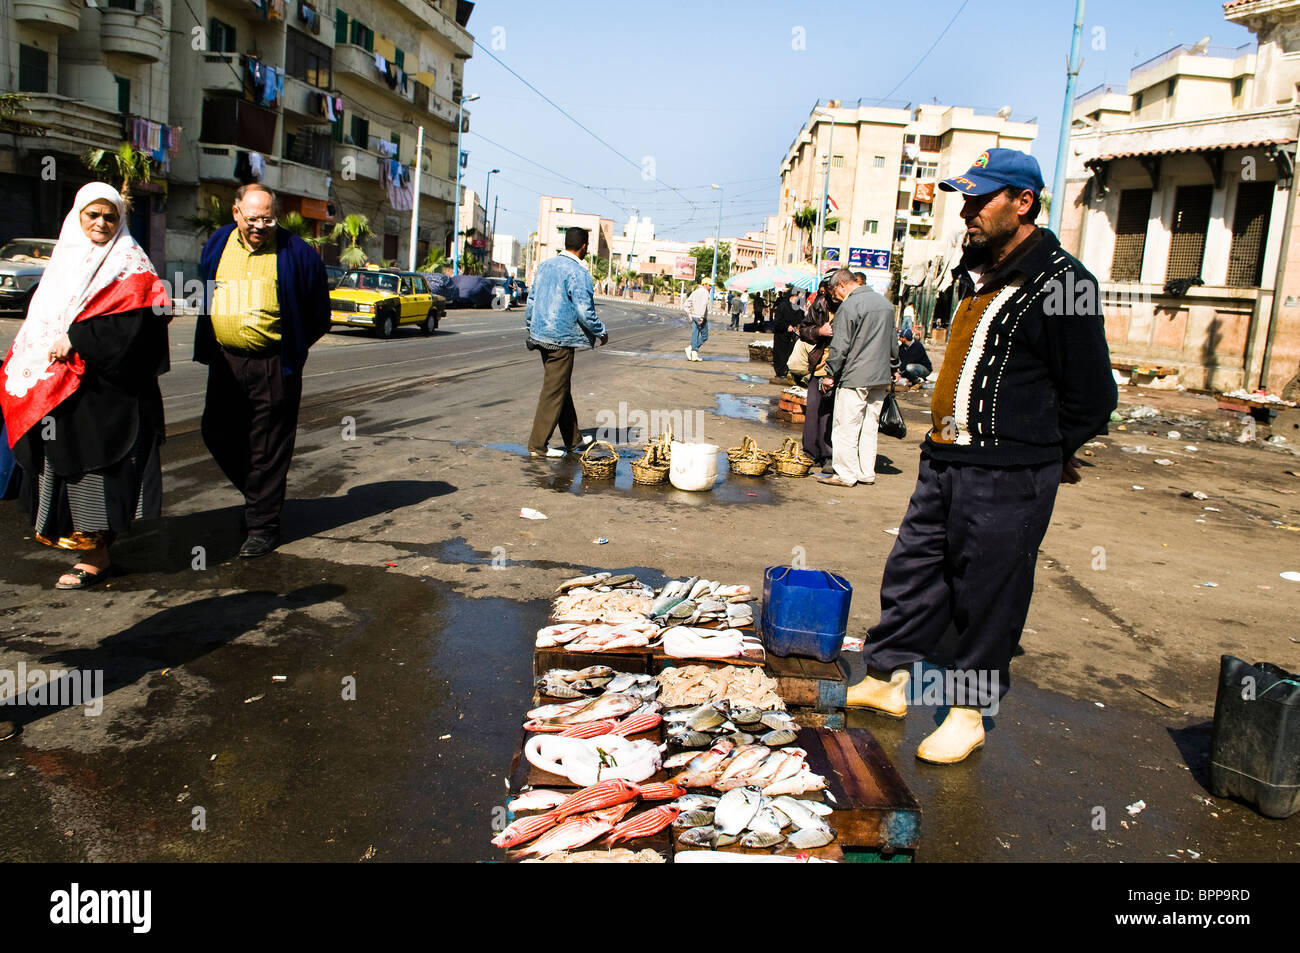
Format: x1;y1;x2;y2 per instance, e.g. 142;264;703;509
1191;35;1211;55
996;105;1013;119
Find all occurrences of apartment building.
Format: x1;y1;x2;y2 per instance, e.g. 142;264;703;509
1;0;473;278
1061;2;1300;394
458;185;485;267
776;99;1037;284
490;232;520;276
526;195;611;282
1;0;176;269
607;215;694;280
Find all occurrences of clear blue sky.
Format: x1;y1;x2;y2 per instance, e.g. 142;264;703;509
461;0;1252;246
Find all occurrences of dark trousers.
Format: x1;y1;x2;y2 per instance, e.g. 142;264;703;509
201;350;302;537
863;456;1060;700
527;346;578;453
802;379;834;463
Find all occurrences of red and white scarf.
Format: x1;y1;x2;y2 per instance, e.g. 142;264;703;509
1;183;169;447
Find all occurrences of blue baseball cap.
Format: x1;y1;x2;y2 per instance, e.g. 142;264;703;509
938;148;1045;197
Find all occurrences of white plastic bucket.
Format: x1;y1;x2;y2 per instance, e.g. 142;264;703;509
669;441;720;491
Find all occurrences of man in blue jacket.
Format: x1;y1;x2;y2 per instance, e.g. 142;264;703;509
195;184;330;557
524;227;608;458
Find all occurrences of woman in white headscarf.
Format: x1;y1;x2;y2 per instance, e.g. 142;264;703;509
0;183;170;589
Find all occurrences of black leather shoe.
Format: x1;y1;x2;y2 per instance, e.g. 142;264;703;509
238;534;279;558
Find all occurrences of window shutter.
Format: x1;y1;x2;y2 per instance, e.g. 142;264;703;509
1110;188;1152;282
335;10;348;43
1225;181;1273;288
1165;185;1212;282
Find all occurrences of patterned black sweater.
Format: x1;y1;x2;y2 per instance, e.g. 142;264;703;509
925;228;1118;466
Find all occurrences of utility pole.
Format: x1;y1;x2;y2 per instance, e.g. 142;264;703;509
627;207;639;287
710;184;723;302
407;124;424;271
483;167;498;272
490;194;499;275
452;93;479;276
1049;0;1086;235
815;106;835;273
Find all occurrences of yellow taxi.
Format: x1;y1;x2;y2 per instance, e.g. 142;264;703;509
329;266;447;338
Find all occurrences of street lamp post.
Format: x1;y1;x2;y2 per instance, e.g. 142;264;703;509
814;107;835;273
490;194;499;273
482;167;499;272
710;183;723;302
452;93;479;276
407;124;425;271
626;207;639;293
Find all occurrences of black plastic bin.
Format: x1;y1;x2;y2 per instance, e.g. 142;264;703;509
1208;655;1300;819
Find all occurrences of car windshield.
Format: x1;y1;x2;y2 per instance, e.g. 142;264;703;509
339;271;399;293
0;241;55;262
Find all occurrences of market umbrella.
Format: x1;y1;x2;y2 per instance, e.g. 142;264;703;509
788;272;822;292
726;264;813;293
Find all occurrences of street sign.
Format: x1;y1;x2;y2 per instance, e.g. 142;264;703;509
673;255;696;280
849;247;890;269
822;247;840;262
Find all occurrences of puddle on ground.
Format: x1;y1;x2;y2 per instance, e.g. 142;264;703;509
485;442;531;457
737;373;767;384
714;393;776;423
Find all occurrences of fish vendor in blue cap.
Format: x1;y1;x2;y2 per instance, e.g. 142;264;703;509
846;148;1118;763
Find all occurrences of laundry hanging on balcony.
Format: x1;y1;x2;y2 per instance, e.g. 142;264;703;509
374;139;397;158
297;1;321;34
379;159;412;212
124;117;183;170
311;92;342;122
245;58;283;108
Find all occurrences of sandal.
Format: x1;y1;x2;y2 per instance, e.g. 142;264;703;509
55;565;110;590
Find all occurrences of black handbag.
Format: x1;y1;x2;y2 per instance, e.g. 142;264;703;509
879;382;906;440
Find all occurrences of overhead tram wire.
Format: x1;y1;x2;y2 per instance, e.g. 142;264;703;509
465;130;637;219
471;39;700;217
871;0;972;106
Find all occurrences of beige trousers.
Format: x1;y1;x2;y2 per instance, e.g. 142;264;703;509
831;384;888;485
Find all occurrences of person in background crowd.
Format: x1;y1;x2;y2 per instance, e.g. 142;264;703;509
195;183;330;558
847;148;1117;764
799;278;837;469
728;290;743;330
895;327;932;385
1;183;170;590
771;288;801;378
752;291;766;331
817;269;896;488
683;277;711;361
525;226;608;458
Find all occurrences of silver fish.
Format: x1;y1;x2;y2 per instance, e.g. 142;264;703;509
606;672;654;693
747;806;786;837
603;573;638;588
714;787;763;836
566;665;615;682
760;711;798;731
672;809;715;829
771;796;830;831
538;682;587;700
539;692;640;727
687;578;713;601
677;825;740;848
672;794;720;811
688;704;727;732
760;728;799;746
730;708;764;727
787;826;836;849
668;729;714;749
720;732;756;747
556;572;611;593
739;830;786;849
663;751;700;769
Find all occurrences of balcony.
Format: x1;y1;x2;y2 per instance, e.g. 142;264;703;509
200;97;278;155
334;43;414;104
333;142;456;204
101;9;165;62
13;0;81;34
7;93;125;155
200;54;245;94
283;74;330;119
197;145;329;200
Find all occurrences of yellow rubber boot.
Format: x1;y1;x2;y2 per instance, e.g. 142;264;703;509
916;705;986;764
845;667;909;717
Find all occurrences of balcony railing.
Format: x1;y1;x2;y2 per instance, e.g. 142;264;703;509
12;0;81;35
101;9;165;62
7;93;125;153
1131;41;1256;76
201;54;245;95
197;145;330;200
200;98;278;155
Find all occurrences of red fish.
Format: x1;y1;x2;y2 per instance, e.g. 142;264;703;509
550;778;642;823
491;811;558;849
636;781;687;801
605;805;680;847
610;712;663;736
513;816;614;859
558;719;618;739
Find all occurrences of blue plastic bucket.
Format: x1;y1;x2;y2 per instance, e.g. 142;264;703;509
760;567;852;663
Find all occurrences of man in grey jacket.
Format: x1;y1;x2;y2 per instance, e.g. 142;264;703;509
818;269;898;487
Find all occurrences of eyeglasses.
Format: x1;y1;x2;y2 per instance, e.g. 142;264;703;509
236;208;277;227
82;209;120;224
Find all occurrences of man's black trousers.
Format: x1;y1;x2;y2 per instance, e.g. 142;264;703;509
201;349;302;537
863;455;1060;700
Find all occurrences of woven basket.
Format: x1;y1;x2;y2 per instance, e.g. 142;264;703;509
630;446;670;485
730;445;771;477
579;440;619;480
771;436;814;478
727;435;773;466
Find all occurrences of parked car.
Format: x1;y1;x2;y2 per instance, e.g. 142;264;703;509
0;238;57;315
486;276;527;308
329;267;446;338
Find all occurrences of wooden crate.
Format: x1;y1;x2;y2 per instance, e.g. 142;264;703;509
764;653;848;710
806;727;920;854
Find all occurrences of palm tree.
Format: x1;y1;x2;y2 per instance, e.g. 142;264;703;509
326;213;372;269
420;247;450;272
82;143;153;208
279;211;323;247
185;195;234;238
791;205;818;263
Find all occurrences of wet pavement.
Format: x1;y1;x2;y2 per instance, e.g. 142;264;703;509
1;307;1297;863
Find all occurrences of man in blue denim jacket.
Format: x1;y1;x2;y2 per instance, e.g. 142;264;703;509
524;227;608;458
